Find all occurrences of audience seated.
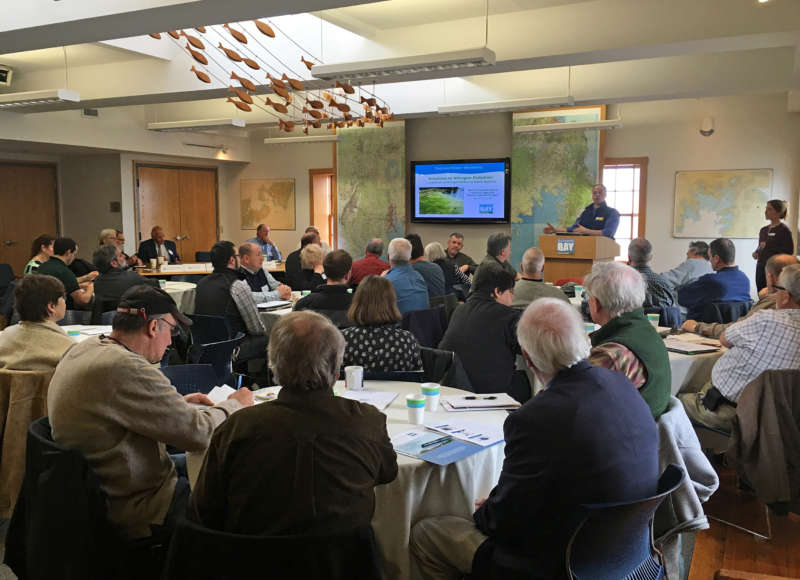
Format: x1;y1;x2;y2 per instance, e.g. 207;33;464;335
341;276;422;372
511;247;569;309
584;262;671;419
246;223;282;261
297;243;326;291
679;263;800;432
351;238;390;286
48;285;253;539
406;233;445;298
439;262;527;402
294;249;354;327
424;241;471;296
443;232;478;276
0;275;72;370
628;237;677;310
115;230;141;267
411;298;659;579
285;232;319;289
93;244;157;304
98;228;118;248
37;237;96;309
194;241;268;362
384;238;429;315
24;234;55;275
137;226;181;264
677;238;751;320
304;225;332;255
476;232;517;280
190;310;397;534
683;253;798;338
660;240;713;290
237;242;291;302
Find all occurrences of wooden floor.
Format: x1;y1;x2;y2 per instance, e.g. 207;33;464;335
689;468;800;579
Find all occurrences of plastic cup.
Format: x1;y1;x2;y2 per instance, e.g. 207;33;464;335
158;279;167;288
584;322;596;334
420;382;441;412
291;291;301;302
574;285;584;299
406;393;426;424
646;313;660;327
344;366;364;391
149;259;157;269
301;290;311;297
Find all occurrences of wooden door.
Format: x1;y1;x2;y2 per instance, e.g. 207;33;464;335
177;168;217;261
137;166;181;250
0;163;58;276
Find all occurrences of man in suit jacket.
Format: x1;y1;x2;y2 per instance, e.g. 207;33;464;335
136;226;181;264
411;298;659;579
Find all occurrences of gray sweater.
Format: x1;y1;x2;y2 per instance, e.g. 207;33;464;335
660;258;713;290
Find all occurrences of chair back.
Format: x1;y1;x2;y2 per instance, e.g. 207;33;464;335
162;364;219;395
188;314;233;344
0;263;14;295
419;346;473;390
566;464;685;580
401;305;447;348
91;298;120;325
0;278;16;325
363;370;425;382
644;306;682;329
57;309;92;326
162;518;382;580
429;293;458;322
188;332;245;385
195;251;212;262
700;300;751;324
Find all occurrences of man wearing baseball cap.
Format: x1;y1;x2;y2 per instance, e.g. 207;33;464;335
48;284;253;540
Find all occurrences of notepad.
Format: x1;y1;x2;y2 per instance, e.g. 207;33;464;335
441;393;521;411
257;300;292;310
425;417;504;447
207;385;236;404
339;390;398;411
391;429;491;466
664;337;721;355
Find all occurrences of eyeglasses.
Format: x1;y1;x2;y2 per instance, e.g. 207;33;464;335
774;285;787;291
157;317;180;337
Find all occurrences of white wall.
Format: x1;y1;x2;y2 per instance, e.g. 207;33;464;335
605;94;800;298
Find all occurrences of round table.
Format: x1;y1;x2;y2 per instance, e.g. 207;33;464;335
186;380;508;580
163;281;196;314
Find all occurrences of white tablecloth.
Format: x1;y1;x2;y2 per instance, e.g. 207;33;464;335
163;281;196;314
186;380;507;580
259;307;293;335
61;325;112;342
668;349;723;395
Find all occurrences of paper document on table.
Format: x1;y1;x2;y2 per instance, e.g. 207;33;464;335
391;429;486;466
207;385;236;405
664;337;720;354
254;386;281;403
339;390;397;411
79;326;112;335
425;418;504;447
257;300;292;310
442;393;520;410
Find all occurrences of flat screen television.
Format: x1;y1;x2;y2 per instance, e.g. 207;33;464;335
409;158;511;224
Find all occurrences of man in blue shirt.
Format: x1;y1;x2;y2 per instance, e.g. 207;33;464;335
384;237;429;315
247;224;282;261
678;238;752;320
543;183;620;239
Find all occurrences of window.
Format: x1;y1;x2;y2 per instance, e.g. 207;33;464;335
601;157;648;261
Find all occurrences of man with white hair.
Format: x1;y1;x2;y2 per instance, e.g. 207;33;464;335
584;261;671;419
411;298;658;579
190;311;397;533
384;237;429;315
680;263;800;431
511;247;569;309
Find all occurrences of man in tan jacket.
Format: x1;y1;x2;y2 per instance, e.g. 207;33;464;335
48;285;253;539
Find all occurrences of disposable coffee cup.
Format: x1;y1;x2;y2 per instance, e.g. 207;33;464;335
584;322;596;334
574;285;584;299
301;290;311;297
406;393;426;424
149;259;157;269
344;365;364;391
157;257;166;266
647;313;660;327
420;382;441;412
290;291;301;302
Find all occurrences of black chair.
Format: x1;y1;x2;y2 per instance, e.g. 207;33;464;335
162;364;219;395
429;293;459;322
162;519;382;580
699;300;752;324
565;464;685;580
188;332;246;385
91;297;120;325
401;305;448;348
188;314;233;344
363;370;425;382
419;346;473;390
0;278;16;327
57;309;92;326
195;251;212;262
4;417;166;580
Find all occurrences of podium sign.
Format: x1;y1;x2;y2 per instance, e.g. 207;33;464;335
556;238;575;254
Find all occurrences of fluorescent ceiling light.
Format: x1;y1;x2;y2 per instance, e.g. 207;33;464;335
148;118;246;132
439;95;574;115
513;119;623;133
263;135;340;145
0;88;79;111
311;47;496;81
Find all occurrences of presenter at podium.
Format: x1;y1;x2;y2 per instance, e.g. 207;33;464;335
542;184;620;239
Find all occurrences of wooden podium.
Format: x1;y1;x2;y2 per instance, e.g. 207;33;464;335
538;235;620;283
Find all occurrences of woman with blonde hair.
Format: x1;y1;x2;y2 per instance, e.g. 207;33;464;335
753;199;794;292
425;241;471;295
341;275;422;372
296;243;325;291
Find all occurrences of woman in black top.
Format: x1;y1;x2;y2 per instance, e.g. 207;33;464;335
753;199;794;292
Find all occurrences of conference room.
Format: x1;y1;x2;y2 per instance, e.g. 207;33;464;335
1;0;800;578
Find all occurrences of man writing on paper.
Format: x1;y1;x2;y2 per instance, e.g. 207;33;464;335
543;183;620;239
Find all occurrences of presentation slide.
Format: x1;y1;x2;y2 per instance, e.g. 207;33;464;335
413;161;507;220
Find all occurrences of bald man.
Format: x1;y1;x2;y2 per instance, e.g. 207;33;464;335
136;226;181;264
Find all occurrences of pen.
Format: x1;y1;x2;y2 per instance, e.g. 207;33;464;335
421;436;453;448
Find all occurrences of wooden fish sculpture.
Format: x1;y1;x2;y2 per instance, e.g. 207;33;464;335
180;30;205;50
149;33;162;40
265;97;289;114
243;58;260;71
279;119;295;132
282;74;304;91
229;86;253;104
168;30;180;39
230;72;256;92
300;56;315;70
218;43;242;62
254;20;275;38
336;81;355;95
303;106;323;119
186;44;208;65
360;96;377;107
306;97;324;109
267;73;286;89
335;102;351;113
223;24;248;44
195;26;207;33
272;84;291;101
190;66;211;83
227;97;251;112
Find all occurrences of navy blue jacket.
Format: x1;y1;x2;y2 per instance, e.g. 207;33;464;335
677;266;751;320
566;201;620;239
136;239;180;263
472;360;659;578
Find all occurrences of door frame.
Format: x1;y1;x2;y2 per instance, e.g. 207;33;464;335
308;167;337;250
133;161;220;248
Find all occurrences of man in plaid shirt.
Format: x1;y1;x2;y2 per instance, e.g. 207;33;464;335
680;263;800;431
628;238;676;310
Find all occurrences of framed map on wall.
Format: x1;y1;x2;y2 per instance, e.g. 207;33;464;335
673;169;772;238
240;178;295;230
